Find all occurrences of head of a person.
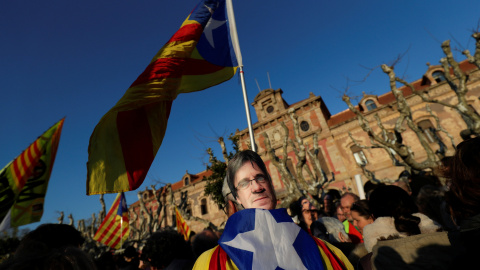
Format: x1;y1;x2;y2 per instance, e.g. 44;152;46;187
141;230;194;269
416;184;454;230
300;197;318;228
335;203;346;222
43;247;96;270
444;137;480;223
324;189;341;216
226;150;277;210
323;194;332;213
291;196;318;230
7;246;96;270
393;171;412;196
313;217;350;243
340;192;360;222
350;200;374;234
192;228;219;258
14;223;85;259
123;246;138;262
369;185;421;236
94;251;118;270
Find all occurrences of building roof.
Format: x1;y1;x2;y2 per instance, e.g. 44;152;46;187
326;60;477;127
129;169;213;208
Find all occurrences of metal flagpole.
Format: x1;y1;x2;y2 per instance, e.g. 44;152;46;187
120;216;123;248
226;0;256;152
120;193;124;249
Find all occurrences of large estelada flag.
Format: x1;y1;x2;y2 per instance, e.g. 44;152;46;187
193;209;352;270
93;192;130;249
87;0;239;195
175;206;191;241
0;119;64;231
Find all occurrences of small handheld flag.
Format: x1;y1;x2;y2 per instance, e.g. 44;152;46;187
175;206;191;241
93;192;130;249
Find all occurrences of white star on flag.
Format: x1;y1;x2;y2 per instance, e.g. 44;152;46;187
203;17;226;48
222;210;308;270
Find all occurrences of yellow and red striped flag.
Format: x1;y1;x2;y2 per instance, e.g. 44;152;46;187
0;119;64;229
93;192;130;249
86;0;239;195
175;206;191;241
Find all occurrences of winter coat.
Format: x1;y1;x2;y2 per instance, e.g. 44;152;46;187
447;213;480;269
362;213;441;253
359;213;459;270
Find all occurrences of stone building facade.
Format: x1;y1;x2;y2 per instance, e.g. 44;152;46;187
235;61;480;197
129;60;480;235
129;170;227;236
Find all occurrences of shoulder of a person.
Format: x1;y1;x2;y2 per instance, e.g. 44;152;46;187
313;237;355;270
363;217;399;252
412;212;442;234
192;246;220;269
371;231;456;269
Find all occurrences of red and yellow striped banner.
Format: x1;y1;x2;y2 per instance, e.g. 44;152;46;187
0;119;64;227
93;192;130;249
87;0;238;195
175;206;191;241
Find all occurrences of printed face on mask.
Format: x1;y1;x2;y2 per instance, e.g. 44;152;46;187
234;162;275;210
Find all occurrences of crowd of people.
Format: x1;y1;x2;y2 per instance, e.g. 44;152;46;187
1;137;479;269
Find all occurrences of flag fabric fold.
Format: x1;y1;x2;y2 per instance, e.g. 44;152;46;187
193;209;353;270
93;192;130;249
175;206;191;241
0;119;64;230
87;0;238;195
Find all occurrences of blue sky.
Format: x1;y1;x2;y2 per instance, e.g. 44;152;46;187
1;0;479;231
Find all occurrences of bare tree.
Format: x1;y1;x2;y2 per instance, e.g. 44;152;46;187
262;108;334;208
128;181;218;241
130;184;169;239
343;32;480;183
405;35;480;139
204;135;239;209
165;184;219;231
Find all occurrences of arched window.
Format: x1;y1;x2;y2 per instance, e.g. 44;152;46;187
432;71;446;83
184;177;189;186
351;145;368;166
309;148;330;177
201;198;208;215
365;100;377;111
